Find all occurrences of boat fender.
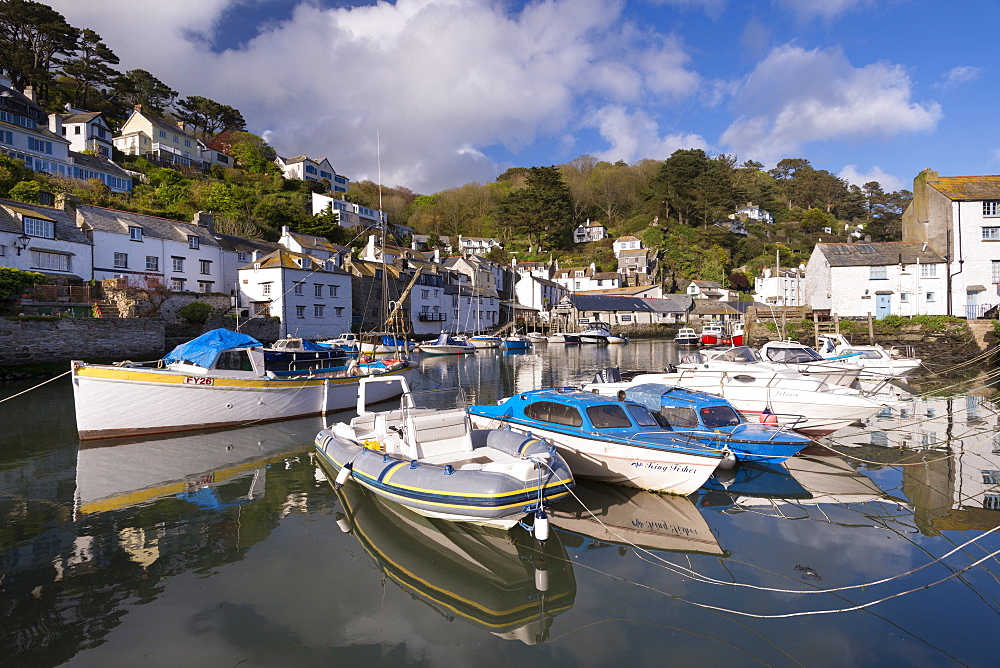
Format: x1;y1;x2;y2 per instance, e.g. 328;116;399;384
116;360;136;368
761;409;778;425
335;511;352;534
534;557;550;593
334;463;353;489
533;509;549;544
716;449;737;470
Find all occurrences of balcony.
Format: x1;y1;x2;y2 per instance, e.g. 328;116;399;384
418;312;447;322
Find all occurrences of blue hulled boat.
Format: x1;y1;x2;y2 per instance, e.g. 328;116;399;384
621;383;812;465
468;388;726;495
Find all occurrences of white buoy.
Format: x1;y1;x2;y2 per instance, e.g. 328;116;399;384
334;464;352;489
335;512;352;534
534;560;550;593
716;450;737;470
533;509;549;543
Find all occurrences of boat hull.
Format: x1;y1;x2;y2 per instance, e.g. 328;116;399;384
71;362;413;440
419;345;476;355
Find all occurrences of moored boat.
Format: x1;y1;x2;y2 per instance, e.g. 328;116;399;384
467;334;503;349
359;332;416;354
700;323;725;346
418;332;478;355
547;332;581;344
71;328;412;440
816;333;922;377
501;333;533;351
673;326;700;347
314;377;574;527
468;388;727;495
759;340;863;387
578;323;612;344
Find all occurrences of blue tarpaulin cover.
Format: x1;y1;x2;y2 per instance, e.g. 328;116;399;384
162;328;261;368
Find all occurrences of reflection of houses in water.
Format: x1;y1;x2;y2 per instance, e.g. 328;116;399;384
826;396;1000;530
332;482;576;644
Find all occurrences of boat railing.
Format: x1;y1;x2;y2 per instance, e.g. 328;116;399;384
624;429;727;454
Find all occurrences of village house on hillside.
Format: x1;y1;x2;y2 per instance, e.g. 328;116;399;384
0;197;93;281
753;266;806;306
457;235;502;256
687;280;739;301
275;155;349;193
803;242;948;317
553;263;621;292
573;219;607;243
113;105;231;171
902;169;1000;318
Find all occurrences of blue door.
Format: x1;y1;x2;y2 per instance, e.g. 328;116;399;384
966;291;979;319
876;293;891;319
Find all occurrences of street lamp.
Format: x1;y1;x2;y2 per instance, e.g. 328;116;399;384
13;233;30;255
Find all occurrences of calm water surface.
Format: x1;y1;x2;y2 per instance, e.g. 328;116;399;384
2;341;999;666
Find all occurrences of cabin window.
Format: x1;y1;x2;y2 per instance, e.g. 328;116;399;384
524;400;583;427
626;404;659;427
586;404;633;429
700;406;741;428
215;350;254;371
658;407;699;429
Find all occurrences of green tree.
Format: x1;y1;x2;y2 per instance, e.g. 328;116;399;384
0;0;78;96
225;131;279;175
0;152;34;196
61;28;118;108
653;149;734;227
0;266;45;312
496;166;573;250
113;68;177;115
7;179;42;203
174;95;246;137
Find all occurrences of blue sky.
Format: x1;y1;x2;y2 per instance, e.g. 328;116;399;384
47;0;997;195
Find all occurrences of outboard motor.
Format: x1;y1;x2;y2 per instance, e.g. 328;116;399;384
591;367;623;384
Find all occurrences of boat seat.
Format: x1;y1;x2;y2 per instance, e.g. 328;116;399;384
406;409;474;459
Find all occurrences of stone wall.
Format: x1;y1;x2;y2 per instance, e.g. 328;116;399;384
0;317;166;366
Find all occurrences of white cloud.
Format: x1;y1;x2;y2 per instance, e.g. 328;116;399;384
47;0;704;193
720;45;941;165
938;65;982;88
775;0;874;22
838;165;904;191
587;105;708;163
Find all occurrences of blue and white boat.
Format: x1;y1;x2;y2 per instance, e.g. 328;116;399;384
501;334;533;351
315;377;574;527
620;383;812;465
468;389;727;495
467;334;503;349
360;332;416;355
418;332;477;355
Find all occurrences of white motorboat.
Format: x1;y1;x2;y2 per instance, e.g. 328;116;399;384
314;377;574;527
467;335;503;349
547;332;581;344
606;334;628;344
318;332;360;352
526;332;548;343
418;332;477;355
578;323;611;344
71;328;413;440
758;340;863;387
816;333;922;377
583;346;893;437
673;327;699;347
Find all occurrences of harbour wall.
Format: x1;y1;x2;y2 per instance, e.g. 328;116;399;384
1;317;166;367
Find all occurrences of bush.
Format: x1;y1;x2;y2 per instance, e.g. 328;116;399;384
178;301;213;325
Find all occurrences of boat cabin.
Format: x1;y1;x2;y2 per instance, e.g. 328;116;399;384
499;389;663;434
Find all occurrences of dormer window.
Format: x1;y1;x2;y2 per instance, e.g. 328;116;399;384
188;235;199;249
23;216;54;239
297;257;312;269
129;226;143;241
237;251;248;262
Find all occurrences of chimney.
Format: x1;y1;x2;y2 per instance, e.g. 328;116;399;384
23;86;35;102
48;113;62;136
193;211;214;233
133;104;142;112
176;121;185;130
56;192;81;215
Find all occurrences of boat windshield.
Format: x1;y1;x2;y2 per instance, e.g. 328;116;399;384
586;404;633;429
626;404;660;427
525;400;584;427
700;405;742;428
403;387;467;412
711;346;760;363
765;346;824;363
658;406;700;429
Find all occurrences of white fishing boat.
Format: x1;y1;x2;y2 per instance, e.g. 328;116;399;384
71;328;413;440
583;346;892;437
578;323;612;344
673;327;700;347
526;331;548;343
758;340;863;387
547;332;581;344
467;334;503;349
816;333;922;377
317;332;360;352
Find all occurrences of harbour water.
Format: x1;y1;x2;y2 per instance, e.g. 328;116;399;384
2;340;999;666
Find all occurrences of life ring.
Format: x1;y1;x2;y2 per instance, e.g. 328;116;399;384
381;358;399;366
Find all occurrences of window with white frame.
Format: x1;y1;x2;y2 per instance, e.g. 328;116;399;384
172;257;184;272
870;265;887;279
129;226;143;241
237;251;248;262
30;250;69;271
200;259;211;274
198;281;213;293
171;278;185;291
994;261;1000;284
314;284;323;297
900;292;910;303
314;304;325;317
294;282;304;295
421;289;429;299
113;252;128;269
296;305;306;318
188;235;199;249
329;285;337;297
146;256;158;271
920;263;937;278
261;282;272;295
984;201;1000;217
23;216;54;239
335;306;344;316
983;227;1000;241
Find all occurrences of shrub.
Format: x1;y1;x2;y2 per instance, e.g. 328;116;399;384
178;301;213;324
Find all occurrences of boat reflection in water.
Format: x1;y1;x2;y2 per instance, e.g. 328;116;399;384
74;420;318;518
550;480;728;557
328;476;576;644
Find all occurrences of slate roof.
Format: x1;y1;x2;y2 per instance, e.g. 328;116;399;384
592;272;620;280
69;151;131;178
692;280;722;288
642;296;693;313
240;248;348;274
77;205;222;248
691;300;741;315
564;294;654;312
0;198;91;244
816;242;946;267
618;248;648;258
214;233;281;255
929;175;1000;201
58;111;102;125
